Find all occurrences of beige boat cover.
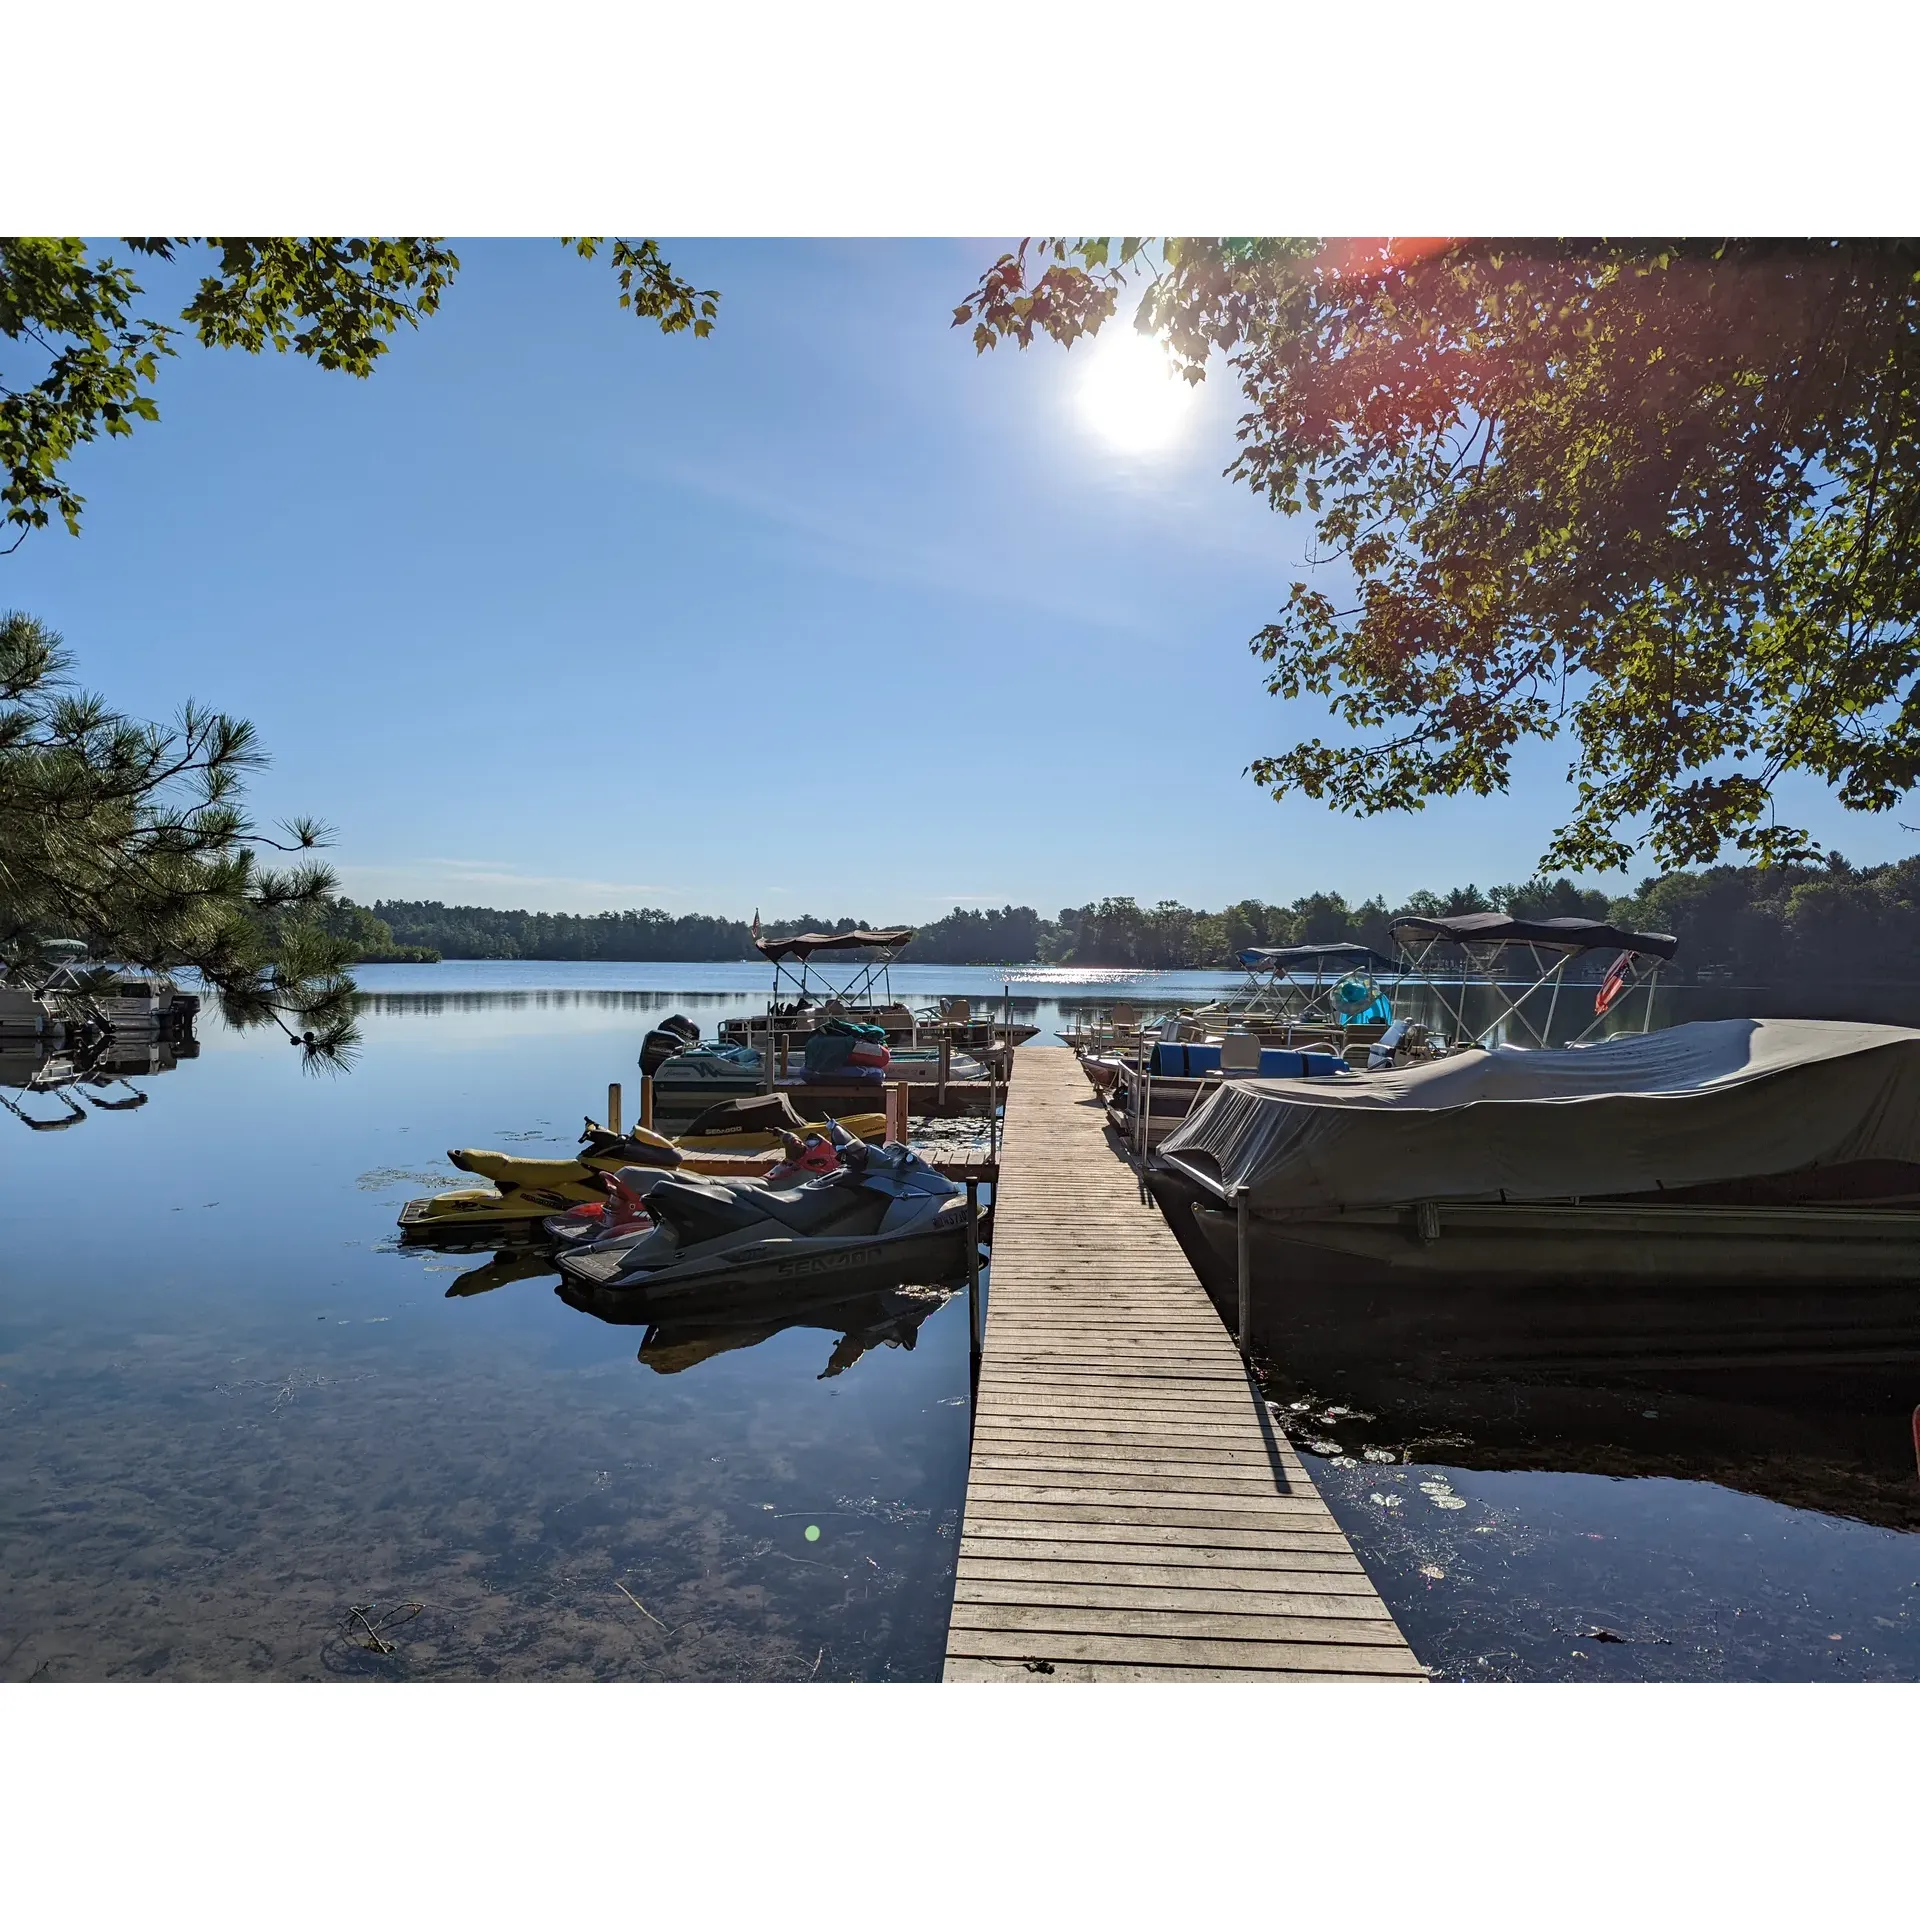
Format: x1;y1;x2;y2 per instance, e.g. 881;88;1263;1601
1158;1019;1920;1210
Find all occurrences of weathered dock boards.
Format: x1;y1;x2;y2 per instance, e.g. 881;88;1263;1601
945;1044;1423;1682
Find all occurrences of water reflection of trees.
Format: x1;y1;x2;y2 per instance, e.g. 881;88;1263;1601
352;990;751;1017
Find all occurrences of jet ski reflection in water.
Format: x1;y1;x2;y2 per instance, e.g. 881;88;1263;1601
559;1273;956;1378
555;1121;969;1306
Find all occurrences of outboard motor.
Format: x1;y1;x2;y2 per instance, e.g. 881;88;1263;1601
661;1013;700;1044
639;1026;689;1077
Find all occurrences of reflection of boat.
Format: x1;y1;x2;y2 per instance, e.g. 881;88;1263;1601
1154;1018;1920;1365
559;1274;957;1378
0;1026;191;1129
441;1248;561;1296
555;1139;969;1306
1261;1355;1920;1534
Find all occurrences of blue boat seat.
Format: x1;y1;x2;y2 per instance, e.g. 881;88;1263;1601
1148;1042;1350;1078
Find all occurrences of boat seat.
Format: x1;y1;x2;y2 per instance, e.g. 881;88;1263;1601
1220;1030;1262;1076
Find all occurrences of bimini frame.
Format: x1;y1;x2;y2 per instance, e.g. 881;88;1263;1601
1193;943;1396;1036
754;926;916;1014
1389;912;1678;1051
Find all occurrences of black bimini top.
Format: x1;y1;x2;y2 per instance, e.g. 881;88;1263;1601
755;926;915;961
1390;912;1678;961
1238;944;1393;972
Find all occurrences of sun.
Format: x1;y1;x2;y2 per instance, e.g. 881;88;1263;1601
1077;327;1197;454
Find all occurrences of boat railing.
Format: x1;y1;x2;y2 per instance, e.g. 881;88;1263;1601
1390;933;1670;1051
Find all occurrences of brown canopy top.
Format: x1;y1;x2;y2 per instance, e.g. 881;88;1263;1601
1390;912;1677;961
754;926;915;962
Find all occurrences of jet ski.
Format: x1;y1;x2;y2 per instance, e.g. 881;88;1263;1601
554;1134;970;1307
396;1100;887;1245
542;1130;843;1250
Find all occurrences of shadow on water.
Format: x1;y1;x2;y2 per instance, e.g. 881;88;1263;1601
1255;1351;1920;1680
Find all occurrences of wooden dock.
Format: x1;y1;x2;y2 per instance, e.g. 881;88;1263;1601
944;1044;1423;1682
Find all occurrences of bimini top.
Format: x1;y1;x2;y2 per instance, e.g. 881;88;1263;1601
754;926;915;962
1158;1019;1920;1211
1238;944;1393;973
1390;911;1677;961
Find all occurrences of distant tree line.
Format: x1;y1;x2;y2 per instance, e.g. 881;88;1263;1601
347;857;1920;981
352;901;1050;966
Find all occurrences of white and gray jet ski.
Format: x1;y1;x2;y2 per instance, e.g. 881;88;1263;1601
553;1133;969;1305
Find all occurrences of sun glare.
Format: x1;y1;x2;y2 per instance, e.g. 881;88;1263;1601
1077;327;1196;454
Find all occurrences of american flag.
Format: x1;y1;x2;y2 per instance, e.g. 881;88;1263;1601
751;909;761;938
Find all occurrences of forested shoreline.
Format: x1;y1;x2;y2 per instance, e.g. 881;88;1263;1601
338;857;1920;983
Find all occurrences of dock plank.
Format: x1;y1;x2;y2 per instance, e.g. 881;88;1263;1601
945;1045;1420;1683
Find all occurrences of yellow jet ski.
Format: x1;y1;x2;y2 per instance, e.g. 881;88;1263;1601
398;1096;886;1244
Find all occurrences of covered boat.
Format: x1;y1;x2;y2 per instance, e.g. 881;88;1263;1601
1150;1019;1920;1368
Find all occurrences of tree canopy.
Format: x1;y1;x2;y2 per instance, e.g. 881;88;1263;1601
958;238;1920;873
1;237;717;1057
0;610;361;1055
2;236;717;549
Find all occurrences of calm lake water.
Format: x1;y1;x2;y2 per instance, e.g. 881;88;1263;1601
5;959;1920;1680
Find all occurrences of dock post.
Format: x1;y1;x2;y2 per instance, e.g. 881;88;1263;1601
1236;1190;1251;1362
965;1177;982;1419
937;1034;950;1110
607;1083;622;1134
640;1077;654;1134
762;1019;775;1093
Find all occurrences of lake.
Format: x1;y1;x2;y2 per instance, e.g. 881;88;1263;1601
5;960;1919;1680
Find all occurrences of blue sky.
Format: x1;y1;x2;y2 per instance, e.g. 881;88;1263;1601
10;237;1916;924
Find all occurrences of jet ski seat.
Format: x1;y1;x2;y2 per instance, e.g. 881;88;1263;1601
645;1175;893;1245
741;1183;893;1235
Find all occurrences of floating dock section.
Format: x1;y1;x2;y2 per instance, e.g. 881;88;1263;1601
944;1044;1423;1682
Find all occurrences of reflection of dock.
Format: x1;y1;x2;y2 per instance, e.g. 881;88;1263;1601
944;1045;1421;1682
